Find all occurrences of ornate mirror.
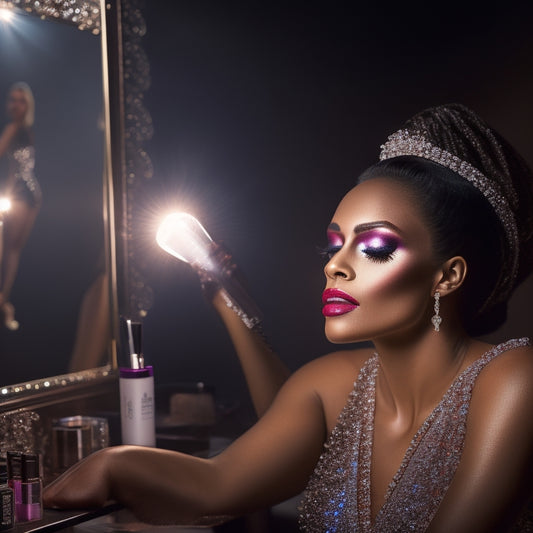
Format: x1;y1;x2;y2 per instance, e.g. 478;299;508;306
0;0;150;407
0;0;106;384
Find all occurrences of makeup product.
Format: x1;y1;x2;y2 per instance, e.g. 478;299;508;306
51;422;92;474
6;451;21;519
119;320;156;447
18;453;42;522
0;465;14;531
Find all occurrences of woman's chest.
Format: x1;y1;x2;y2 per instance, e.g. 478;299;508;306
370;414;429;519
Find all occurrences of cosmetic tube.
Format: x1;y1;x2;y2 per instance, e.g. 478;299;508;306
6;451;21;520
18;453;42;522
119;321;156;447
0;465;14;531
119;367;156;446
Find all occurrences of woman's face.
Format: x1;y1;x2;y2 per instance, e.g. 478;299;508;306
322;177;441;344
7;89;28;123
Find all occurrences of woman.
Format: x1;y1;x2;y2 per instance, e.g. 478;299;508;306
43;104;533;532
0;82;42;329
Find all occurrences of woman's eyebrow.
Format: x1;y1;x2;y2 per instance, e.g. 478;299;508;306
327;220;403;236
353;220;403;235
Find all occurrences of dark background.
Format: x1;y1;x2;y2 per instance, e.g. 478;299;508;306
133;2;533;423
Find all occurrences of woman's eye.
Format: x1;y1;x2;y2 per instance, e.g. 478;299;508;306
359;240;398;263
318;233;400;262
318;244;342;260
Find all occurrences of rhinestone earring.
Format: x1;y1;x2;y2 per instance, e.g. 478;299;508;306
431;291;442;332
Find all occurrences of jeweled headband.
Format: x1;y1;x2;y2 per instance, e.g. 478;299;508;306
379;128;519;309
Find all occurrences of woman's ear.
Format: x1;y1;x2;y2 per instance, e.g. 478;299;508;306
433;256;467;296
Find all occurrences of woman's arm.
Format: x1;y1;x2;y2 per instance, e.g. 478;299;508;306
43;357;328;525
428;345;533;533
195;243;291;417
0;123;19;159
211;289;290;417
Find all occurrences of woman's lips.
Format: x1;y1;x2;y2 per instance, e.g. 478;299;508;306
322;288;360;317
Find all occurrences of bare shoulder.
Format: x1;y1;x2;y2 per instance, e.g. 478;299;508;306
293;345;375;382
288;346;376;431
471;339;533;421
431;339;533;531
476;339;533;388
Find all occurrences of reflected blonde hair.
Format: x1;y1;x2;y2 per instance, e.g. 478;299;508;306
9;81;34;127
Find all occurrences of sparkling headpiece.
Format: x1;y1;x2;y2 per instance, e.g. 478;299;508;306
380;128;519;308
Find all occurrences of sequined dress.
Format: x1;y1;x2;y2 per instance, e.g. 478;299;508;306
6;128;42;208
298;338;532;532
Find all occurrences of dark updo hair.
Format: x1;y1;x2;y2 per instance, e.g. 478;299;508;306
358;104;533;336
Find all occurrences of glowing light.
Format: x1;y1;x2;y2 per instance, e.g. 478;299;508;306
156;210;264;330
156;212;215;271
0;197;12;213
0;7;14;22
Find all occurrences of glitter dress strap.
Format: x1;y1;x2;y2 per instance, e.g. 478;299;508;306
298;338;531;533
298;353;379;532
374;337;530;532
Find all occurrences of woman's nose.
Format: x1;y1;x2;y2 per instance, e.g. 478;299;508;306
324;251;355;280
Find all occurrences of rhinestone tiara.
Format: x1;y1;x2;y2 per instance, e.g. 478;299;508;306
379;128;519;308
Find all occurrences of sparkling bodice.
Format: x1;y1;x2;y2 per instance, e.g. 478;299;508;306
7;145;42;205
11;146;39;193
298;338;531;532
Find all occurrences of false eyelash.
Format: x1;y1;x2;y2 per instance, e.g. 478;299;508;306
361;243;397;263
316;244;342;260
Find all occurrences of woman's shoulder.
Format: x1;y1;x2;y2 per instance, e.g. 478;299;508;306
296;345;376;378
479;337;533;376
472;337;533;412
288;346;376;428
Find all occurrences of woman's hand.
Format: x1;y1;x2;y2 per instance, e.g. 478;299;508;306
193;241;241;304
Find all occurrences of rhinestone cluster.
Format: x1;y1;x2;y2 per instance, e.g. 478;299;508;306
220;289;261;330
1;0;101;33
379;129;519;308
298;338;530;532
12;146;42;203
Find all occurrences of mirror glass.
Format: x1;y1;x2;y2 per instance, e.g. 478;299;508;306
0;3;109;386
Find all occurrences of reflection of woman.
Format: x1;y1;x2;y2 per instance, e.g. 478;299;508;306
44;104;533;531
0;82;42;329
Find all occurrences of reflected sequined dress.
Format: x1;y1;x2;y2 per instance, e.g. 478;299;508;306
298;338;532;532
7;127;42;208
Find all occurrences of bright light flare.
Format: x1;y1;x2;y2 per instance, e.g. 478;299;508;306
156;212;215;271
0;8;14;22
0;197;12;213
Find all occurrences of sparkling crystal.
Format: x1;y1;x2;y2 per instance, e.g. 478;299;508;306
431;315;442;331
298;338;530;532
379;129;519;311
3;0;100;32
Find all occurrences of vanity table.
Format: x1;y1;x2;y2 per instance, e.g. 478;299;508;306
2;380;280;532
12;505;122;533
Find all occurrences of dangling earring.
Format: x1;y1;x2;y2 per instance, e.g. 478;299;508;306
431;291;442;332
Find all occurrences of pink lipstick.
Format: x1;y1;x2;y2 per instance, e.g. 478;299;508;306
322;288;359;317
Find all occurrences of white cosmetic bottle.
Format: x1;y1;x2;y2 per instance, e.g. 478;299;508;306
119;320;156;447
